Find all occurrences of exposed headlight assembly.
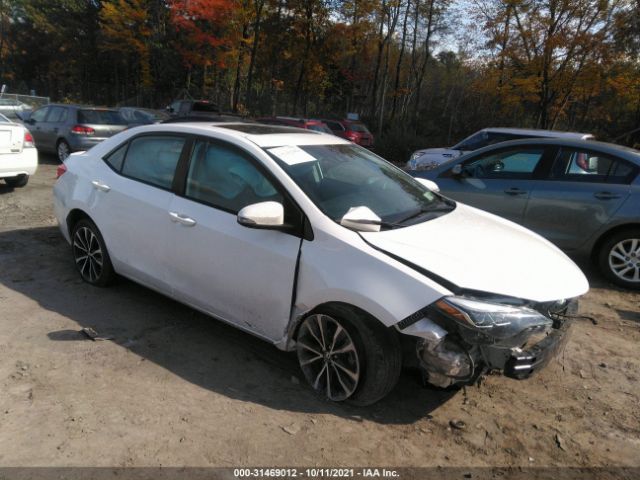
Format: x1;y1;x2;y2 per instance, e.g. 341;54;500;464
410;151;426;160
433;296;553;343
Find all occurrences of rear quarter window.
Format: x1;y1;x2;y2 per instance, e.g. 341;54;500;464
78;110;126;125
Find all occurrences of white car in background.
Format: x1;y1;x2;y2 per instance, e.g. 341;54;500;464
0;112;38;188
407;127;594;170
53;122;589;405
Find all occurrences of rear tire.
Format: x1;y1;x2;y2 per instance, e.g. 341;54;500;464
296;305;402;406
597;228;640;290
71;218;116;287
4;175;28;188
57;139;71;162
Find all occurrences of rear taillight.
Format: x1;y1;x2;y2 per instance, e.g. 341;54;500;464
56;163;67;179
71;125;95;135
24;131;35;148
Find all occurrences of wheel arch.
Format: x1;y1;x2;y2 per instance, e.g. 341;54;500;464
284;300;398;352
590;223;640;261
66;208;94;238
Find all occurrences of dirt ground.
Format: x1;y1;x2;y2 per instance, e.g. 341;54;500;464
0;159;639;471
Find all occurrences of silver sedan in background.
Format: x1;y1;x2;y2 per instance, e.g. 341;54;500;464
413;138;640;289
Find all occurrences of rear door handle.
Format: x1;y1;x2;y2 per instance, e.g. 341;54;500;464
169;211;197;227
594;191;622;200
504;188;527;196
91;180;111;192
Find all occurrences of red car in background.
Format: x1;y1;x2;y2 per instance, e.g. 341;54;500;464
321;119;374;148
256;117;333;134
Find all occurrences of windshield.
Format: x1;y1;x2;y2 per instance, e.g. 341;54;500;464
266;144;453;228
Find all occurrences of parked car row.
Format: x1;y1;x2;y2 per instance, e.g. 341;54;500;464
9;98;639;291
19;100;375;162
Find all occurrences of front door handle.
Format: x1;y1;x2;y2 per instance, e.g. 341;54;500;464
594;191;622;200
504;187;527;196
91;180;111;192
169;211;197;227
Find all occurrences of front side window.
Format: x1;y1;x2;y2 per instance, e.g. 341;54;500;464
121;136;185;189
462;147;545;179
186;140;282;213
551;148;638;184
267;144;452;227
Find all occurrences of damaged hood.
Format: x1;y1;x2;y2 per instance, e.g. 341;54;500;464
361;204;589;303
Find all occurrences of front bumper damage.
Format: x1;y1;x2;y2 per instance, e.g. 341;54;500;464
398;299;575;388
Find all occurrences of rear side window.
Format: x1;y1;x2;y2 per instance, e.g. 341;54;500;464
185;140;282;213
46;106;68;123
78;109;126;125
104;143;128;171
121;136;185;189
550;148;638;184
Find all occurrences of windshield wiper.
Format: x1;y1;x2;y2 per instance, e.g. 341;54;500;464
337;218;403;229
397;203;455;225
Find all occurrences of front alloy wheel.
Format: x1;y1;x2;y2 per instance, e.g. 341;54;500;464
599;229;640;290
71;219;115;286
297;314;360;402
296;306;402;406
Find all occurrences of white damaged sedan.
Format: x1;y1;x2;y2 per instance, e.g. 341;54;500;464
53;122;589;405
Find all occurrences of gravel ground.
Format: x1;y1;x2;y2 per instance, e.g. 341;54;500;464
0;160;638;471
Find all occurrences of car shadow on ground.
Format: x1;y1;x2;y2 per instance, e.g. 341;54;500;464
0;225;458;425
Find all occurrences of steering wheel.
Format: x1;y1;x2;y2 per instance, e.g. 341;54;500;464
366;176;390;190
470;164;485;178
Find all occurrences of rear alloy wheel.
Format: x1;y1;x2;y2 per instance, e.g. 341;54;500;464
4;175;28;188
598;229;640;290
71;219;115;286
296;306;401;405
57;140;71;162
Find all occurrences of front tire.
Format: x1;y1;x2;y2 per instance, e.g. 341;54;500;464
4;175;28;188
71;218;116;287
598;229;640;290
296;305;401;406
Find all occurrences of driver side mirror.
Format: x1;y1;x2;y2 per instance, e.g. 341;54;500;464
237;201;284;229
415;177;440;192
451;164;464;176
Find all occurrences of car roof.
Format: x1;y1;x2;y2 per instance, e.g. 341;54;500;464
463;137;640;164
137;122;350;148
43;103;120;111
478;127;593;139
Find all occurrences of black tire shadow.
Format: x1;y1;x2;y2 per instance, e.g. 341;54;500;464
1;225;457;424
